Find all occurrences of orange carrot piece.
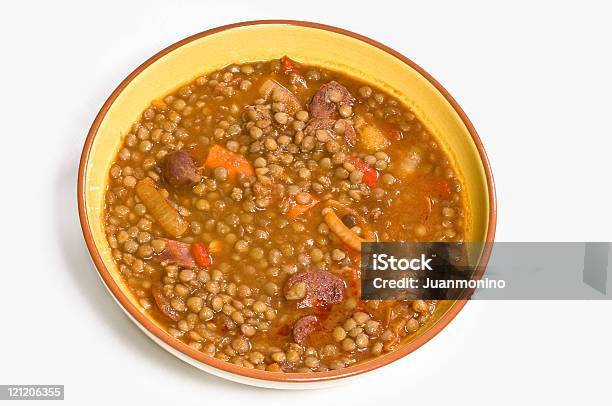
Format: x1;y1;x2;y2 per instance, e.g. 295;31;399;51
204;145;254;183
287;194;320;218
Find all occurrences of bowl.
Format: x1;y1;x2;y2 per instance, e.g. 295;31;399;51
78;20;497;389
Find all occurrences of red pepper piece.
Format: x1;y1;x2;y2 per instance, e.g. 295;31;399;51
280;55;300;73
380;123;403;142
191;242;212;267
347;156;379;187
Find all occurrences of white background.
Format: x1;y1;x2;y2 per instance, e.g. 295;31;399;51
1;0;611;404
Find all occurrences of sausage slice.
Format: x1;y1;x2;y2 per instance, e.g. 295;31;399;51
259;79;301;114
154;239;196;268
303;118;335;136
343;121;357;147
293;315;321;345
163;150;201;188
151;283;181;321
308;81;355;119
285;270;345;308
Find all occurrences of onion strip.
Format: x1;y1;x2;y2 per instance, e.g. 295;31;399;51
323;200;377;252
135;178;188;237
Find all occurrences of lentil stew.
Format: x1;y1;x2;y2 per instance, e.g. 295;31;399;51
103;57;466;373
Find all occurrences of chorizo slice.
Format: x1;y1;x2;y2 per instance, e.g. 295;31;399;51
343;121;357;147
292;315;321;345
259;79;301;114
303;118;335;136
308;81;355;119
285;270;345;308
163;150;201;188
151;283;181;321
153;239;196;268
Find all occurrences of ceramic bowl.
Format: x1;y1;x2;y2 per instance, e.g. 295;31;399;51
78;20;496;389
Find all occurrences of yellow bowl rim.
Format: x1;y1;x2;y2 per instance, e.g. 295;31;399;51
77;19;497;384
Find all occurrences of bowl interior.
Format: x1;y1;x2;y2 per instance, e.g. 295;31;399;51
81;22;492;383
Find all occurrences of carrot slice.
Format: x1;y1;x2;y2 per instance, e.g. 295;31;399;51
287;194;320;218
204;145;254;183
